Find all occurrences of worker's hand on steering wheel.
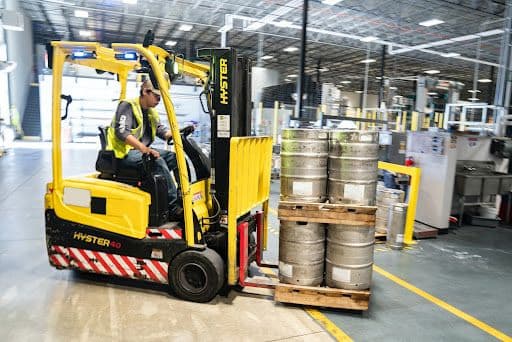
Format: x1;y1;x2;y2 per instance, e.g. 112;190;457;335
180;125;195;137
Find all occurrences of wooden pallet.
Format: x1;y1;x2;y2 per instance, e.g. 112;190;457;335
414;222;438;239
274;283;370;310
278;201;376;225
374;232;387;243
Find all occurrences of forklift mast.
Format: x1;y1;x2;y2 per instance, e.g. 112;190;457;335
198;48;252;212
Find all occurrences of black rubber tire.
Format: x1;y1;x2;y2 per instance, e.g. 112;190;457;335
169;248;225;303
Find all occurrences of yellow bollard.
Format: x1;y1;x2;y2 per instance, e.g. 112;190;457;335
402;111;407;132
356;108;361;129
273;101;279;142
411;112;419;131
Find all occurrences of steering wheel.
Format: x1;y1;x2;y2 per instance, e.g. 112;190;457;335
166;125;195;146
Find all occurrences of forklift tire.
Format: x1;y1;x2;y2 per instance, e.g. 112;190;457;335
169;248;225;303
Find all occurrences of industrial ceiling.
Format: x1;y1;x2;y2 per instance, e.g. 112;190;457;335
18;0;507;101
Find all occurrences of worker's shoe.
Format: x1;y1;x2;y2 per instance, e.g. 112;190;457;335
168;207;184;222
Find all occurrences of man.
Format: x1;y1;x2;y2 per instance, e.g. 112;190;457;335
106;78;183;220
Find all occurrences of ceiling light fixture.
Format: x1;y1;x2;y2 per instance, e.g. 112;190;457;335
319;67;329;72
246;22;265;31
425;69;440;74
442;52;460;58
360;36;378;42
79;30;92;37
419;19;444;27
273;20;293;28
427;92;438;95
478;29;504;37
478;78;492;83
340;80;351;84
355;90;363;93
283;46;299;52
261;55;273;60
284;78;291;82
74;10;88;18
468;97;480;101
360;59;376;63
288;74;298;78
179;24;193;31
322;0;343;5
165;40;177;46
389;86;397;90
468;90;481;93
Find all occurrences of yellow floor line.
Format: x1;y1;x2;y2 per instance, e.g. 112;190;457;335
305;308;353;342
374;265;512;342
259;257;351;341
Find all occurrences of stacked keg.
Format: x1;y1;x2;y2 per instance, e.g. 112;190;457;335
280;128;328;202
325;130;379;290
328;130;379;205
279;128;328;286
375;186;405;234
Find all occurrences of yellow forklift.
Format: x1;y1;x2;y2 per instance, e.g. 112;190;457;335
45;32;273;302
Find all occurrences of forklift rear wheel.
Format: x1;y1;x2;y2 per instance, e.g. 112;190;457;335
169;248;225;303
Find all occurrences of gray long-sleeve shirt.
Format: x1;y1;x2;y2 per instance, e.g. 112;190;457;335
113;101;168;147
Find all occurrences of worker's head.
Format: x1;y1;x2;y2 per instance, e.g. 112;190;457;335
140;79;161;109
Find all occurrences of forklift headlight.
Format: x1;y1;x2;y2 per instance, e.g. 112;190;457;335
71;50;96;60
115;52;138;61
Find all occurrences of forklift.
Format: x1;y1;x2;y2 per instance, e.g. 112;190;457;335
45;33;273;303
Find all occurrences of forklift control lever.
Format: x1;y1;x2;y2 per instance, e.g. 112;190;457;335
60;94;72;120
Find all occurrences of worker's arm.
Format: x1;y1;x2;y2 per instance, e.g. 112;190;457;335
124;135;160;158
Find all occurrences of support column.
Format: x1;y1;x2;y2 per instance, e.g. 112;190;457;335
378;45;386;105
296;0;309;121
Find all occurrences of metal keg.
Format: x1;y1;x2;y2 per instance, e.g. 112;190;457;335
387;203;408;250
328;130;379;205
325;223;375;290
281;129;328;202
375;188;404;234
279;221;325;286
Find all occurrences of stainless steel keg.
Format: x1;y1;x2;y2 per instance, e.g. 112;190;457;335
375;188;405;234
281;129;328;202
387;203;408;250
325;223;375;290
328;130;379;205
279;221;325;286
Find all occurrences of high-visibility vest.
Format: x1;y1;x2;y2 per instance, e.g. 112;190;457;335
107;97;159;159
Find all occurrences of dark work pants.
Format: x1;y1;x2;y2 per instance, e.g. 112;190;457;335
118;148;180;214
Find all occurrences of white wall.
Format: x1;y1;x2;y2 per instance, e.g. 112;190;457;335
251;67;280;104
39;71;208;143
0;42;9;122
341;91;379;109
5;0;33;122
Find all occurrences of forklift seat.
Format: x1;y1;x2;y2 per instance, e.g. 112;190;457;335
95;126;169;226
95;126;140;184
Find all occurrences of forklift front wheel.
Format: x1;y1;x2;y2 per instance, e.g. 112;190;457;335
169;248;225;303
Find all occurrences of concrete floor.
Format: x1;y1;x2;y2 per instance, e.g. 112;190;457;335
1;141;511;341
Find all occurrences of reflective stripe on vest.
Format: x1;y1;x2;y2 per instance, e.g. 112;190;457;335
106;97;160;159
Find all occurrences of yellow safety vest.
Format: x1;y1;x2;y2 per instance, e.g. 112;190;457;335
107;97;160;159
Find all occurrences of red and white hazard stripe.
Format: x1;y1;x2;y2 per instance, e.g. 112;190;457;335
49;245;70;268
146;228;183;240
49;245;169;284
